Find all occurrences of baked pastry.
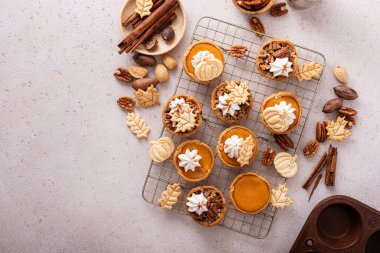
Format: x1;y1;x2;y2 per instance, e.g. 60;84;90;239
172;140;214;182
162;94;202;137
183;41;225;84
185;185;227;227
260;92;302;134
229;172;271;214
216;125;258;169
211;80;253;123
232;0;274;15
256;39;298;81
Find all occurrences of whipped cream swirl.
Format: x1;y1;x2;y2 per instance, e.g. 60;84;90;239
178;148;202;172
186;192;208;215
224;135;244;159
274;101;296;125
216;93;241;116
169;97;188;114
269;57;293;77
191;51;216;68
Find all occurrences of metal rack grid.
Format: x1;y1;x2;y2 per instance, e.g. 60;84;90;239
142;16;326;239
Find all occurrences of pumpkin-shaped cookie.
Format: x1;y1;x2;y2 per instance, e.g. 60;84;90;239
274;152;298;178
150;137;175;162
262;107;289;133
194;59;223;82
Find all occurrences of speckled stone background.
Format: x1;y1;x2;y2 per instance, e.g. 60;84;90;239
1;0;380;252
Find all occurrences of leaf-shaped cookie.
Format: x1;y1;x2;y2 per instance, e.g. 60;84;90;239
271;183;293;210
226;81;250;105
171;106;197;133
158;183;182;209
134;85;160;108
237;136;254;166
134;0;153;18
326;116;351;142
126;111;150;139
297;62;323;81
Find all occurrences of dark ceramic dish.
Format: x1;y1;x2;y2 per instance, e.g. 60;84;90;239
290;195;380;253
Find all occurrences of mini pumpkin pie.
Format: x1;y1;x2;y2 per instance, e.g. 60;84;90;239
232;0;274;15
260;92;302;134
256;39;298;81
216;125;258;169
186;185;227;227
162;94;202;137
183;41;225;84
172;140;214;182
229;172;271;214
211;80;253;123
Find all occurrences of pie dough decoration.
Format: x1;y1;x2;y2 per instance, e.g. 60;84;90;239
171;106;197;133
134;0;153;18
274;152;298;178
169;97;187;114
262;107;290;132
225;81;250;105
158;183;182;210
274;101;296;125
237;136;255;166
224;135;244;159
150;137;175;163
269;57;293;77
134;85;160;108
126;111;150;139
271;183;293;210
191;51;223;82
178;148;202;172
186;192;208;215
326;116;352;142
216;93;241;116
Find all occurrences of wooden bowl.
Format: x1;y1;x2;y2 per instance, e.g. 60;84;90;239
119;0;186;55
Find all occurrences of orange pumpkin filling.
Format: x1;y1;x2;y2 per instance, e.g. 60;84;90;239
184;42;224;75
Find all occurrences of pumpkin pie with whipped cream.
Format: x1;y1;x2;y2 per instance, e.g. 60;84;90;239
162;94;202;137
172;140;214;183
211;80;253;123
183;41;225;84
260;91;302;134
256;39;298;81
229;172;271;214
216;125;258;169
186;185;227;227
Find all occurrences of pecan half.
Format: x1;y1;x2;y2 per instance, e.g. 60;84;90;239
338;106;357;117
262;147;276;166
228;45;248;58
273;47;289;59
249;17;265;38
274;134;294;151
117;97;135;112
245;0;261;4
114;67;133;83
339;114;356;129
270;2;288;17
303;140;320;157
316;121;327;143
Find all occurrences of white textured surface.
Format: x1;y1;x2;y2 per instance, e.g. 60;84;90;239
1;0;380;252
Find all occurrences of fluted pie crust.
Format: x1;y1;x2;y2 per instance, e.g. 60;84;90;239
260;91;302;134
232;0;274;15
183;40;225;85
216;125;258;169
172;140;214;183
229;172;271;215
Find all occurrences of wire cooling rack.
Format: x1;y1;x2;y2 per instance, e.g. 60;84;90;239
142;16;326;239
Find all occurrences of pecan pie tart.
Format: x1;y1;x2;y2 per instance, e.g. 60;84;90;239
173;140;214;183
211;80;253;123
162;94;202;137
232;0;274;15
183;41;225;85
256;39;298;81
185;185;227;227
229;172;271;214
216;125;258;169
260;92;302;134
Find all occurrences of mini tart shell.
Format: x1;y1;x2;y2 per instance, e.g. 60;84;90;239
185;185;227;227
183;40;225;85
211;81;254;123
260;91;302;134
173;140;214;183
232;0;274;15
216;125;258;169
229;172;271;215
255;39;298;81
162;94;203;137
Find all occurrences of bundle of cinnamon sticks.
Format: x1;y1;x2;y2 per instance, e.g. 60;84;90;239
118;0;179;54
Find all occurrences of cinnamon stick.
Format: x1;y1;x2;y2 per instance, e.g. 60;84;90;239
118;0;178;54
325;145;337;186
308;174;322;201
143;12;177;44
123;0;161;27
302;152;327;190
132;0;165;28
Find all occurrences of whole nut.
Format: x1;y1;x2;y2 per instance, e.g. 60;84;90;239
162;54;178;70
316;121;327;143
132;77;159;91
322;98;343;113
303;140;320;157
334;85;359;100
133;53;157;66
144;37;157;50
155;64;169;83
262;147;276;167
161;27;175;41
333;66;348;84
117;97;135;112
338;106;357;117
128;66;148;79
